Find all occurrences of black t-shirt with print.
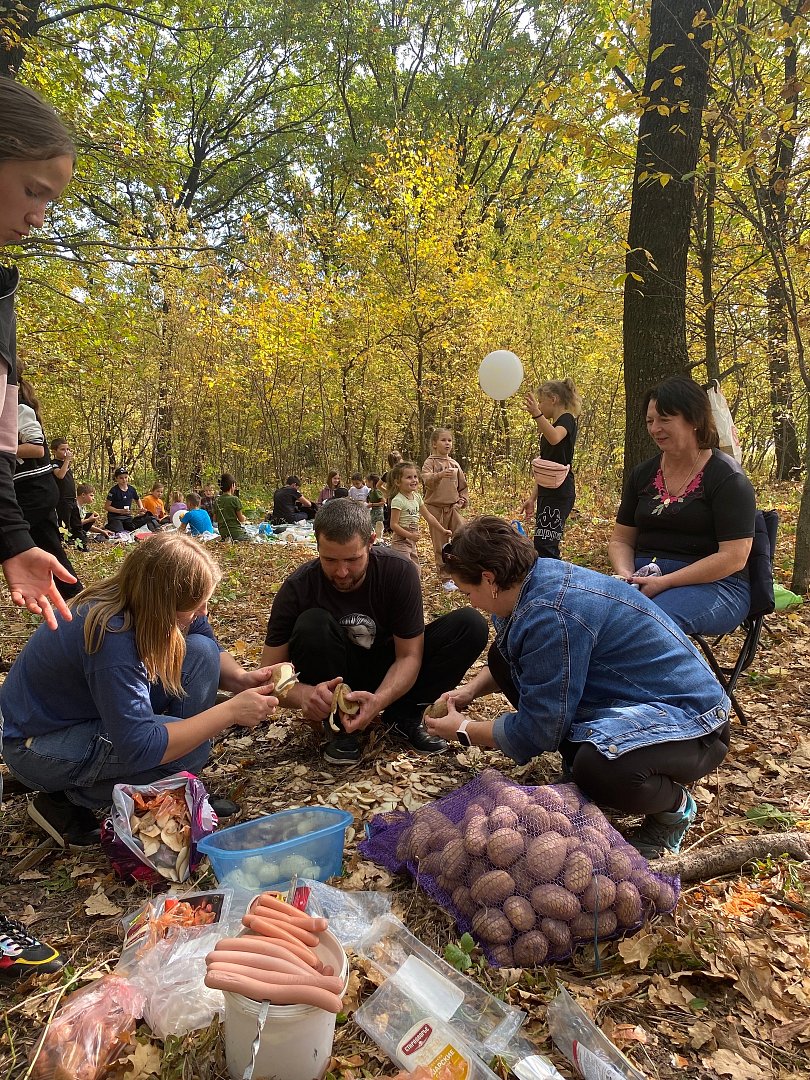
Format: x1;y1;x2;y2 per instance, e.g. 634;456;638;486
616;449;755;561
540;412;577;466
265;545;423;650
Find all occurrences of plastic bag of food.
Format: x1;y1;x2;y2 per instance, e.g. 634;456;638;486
29;974;144;1080
101;772;216;885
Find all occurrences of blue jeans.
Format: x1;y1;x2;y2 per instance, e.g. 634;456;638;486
2;635;220;809
636;557;750;637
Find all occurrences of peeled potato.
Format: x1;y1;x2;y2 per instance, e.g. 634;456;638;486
273;662;299;699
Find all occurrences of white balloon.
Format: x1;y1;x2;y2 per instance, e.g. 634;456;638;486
478;350;524;400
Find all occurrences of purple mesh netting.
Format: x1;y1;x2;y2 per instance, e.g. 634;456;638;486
359;768;680;967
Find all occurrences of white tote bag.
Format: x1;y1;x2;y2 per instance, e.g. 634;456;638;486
707;382;742;462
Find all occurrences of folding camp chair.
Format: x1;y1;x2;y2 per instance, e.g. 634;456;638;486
692;509;778;725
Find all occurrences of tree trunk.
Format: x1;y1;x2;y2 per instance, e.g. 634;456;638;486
622;0;716;474
792;418;810;593
0;0;39;76
695;125;720;384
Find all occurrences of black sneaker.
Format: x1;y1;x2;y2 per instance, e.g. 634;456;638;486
0;914;64;982
28;792;100;849
208;795;240;818
389;722;448;756
323;732;362;765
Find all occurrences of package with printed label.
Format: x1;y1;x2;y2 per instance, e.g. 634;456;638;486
355;977;500;1080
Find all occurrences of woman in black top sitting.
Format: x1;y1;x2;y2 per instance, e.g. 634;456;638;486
609;376;755;636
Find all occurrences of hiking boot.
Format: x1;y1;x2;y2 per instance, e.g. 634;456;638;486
0;914;64;982
323;732;362;765
389;722;448;756
625;789;697;859
28;792;100;849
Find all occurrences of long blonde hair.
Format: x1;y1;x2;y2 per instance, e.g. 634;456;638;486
538;377;582;418
71;533;221;696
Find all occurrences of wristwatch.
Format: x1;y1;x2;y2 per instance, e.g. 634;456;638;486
456;716;473;748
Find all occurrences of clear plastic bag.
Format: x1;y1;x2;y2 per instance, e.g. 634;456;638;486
29;974;145;1080
547;987;645;1080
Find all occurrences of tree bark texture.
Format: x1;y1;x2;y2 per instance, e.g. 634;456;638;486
648;831;810;882
622;0;717;474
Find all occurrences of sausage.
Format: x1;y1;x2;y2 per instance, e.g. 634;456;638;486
215;935;322;972
242;912;320;949
204;968;343;1012
206;960;342;994
206;952;343;992
251;895;329;933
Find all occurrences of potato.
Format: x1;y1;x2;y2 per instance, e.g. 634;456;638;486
520;805;550;834
396;827;413;863
654;881;677;912
503;895;536;932
563;850;594;895
541;918;573;956
576;802;611;832
532;787;564;813
472;908;513;945
468;857;489;882
416;851;444;877
461;805;485;830
487;828;525;869
442;836;470;879
463;817;489;857
581;874;617;913
530;883;580;922
489;944;515;967
570;910;618;940
614;881;643;927
480;771;509;794
488;806;519;832
547;811;574;837
525;832;568;883
606;848;632;882
452;885;477;919
629;868;660;901
470;869;516;905
471;795;496;815
557;785;583;814
580;825;610;849
577;840;607;872
497;787;530;813
513;930;549;966
423;699;448;719
508;855;532;894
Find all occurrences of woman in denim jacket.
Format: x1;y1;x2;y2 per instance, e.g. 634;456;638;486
425;517;731;858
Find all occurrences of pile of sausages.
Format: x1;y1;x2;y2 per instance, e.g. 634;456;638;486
204;893;345;1012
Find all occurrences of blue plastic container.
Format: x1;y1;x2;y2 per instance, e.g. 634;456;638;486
197;807;353;893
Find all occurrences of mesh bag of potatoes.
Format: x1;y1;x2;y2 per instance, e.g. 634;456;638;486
360;768;678;967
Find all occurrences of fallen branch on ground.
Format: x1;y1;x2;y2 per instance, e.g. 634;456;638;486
649;832;810;882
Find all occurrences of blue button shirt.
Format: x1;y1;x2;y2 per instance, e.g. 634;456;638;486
491;560;730;765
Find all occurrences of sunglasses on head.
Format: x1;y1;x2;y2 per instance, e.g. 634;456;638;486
441;542;455;564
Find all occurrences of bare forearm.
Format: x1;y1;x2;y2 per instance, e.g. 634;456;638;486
608;539;636;577
656;552;747;589
160;700;235;762
464;665;499;701
16;444;44;459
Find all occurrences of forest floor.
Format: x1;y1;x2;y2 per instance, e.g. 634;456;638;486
1;482;809;1080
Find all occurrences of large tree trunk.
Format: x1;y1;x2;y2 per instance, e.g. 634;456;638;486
622;0;716;474
0;0;39;76
694;125;720;384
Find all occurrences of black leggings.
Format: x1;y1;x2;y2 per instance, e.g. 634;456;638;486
288;607;489;730
25;509;83;600
487;642;730;815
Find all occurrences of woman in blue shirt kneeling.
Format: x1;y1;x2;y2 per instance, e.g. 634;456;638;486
1;532;279;848
424;517;731;858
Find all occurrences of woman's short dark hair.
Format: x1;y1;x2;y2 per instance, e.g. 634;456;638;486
643;376;718;449
444;516;537;589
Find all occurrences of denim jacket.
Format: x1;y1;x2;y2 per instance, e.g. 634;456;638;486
491;559;730;765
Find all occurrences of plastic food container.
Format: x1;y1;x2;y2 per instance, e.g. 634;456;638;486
197;807;353;893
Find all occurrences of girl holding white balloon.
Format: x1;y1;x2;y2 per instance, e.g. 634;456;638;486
522;378;582;559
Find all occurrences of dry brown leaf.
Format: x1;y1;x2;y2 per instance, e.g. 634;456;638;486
84;890;123;917
617;931;661;969
117;1039;162;1079
702;1049;768;1079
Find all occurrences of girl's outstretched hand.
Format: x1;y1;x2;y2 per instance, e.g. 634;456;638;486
2;548;75;629
524;391;541;417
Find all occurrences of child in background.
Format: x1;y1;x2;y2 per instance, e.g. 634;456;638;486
142;482;170;524
215;473;249;542
422;427;469;591
200;482;216;517
522;377;581;559
179;492;214;537
348;473;370;503
76;484;114;543
318;470;342;506
388;461;451;569
367;473;385;540
50;438;79;540
168;490;187;520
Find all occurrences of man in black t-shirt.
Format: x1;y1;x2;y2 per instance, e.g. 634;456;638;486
272;476;314;524
262;499;488;764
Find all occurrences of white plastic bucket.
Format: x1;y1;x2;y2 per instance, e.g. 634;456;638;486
223;929;349;1080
